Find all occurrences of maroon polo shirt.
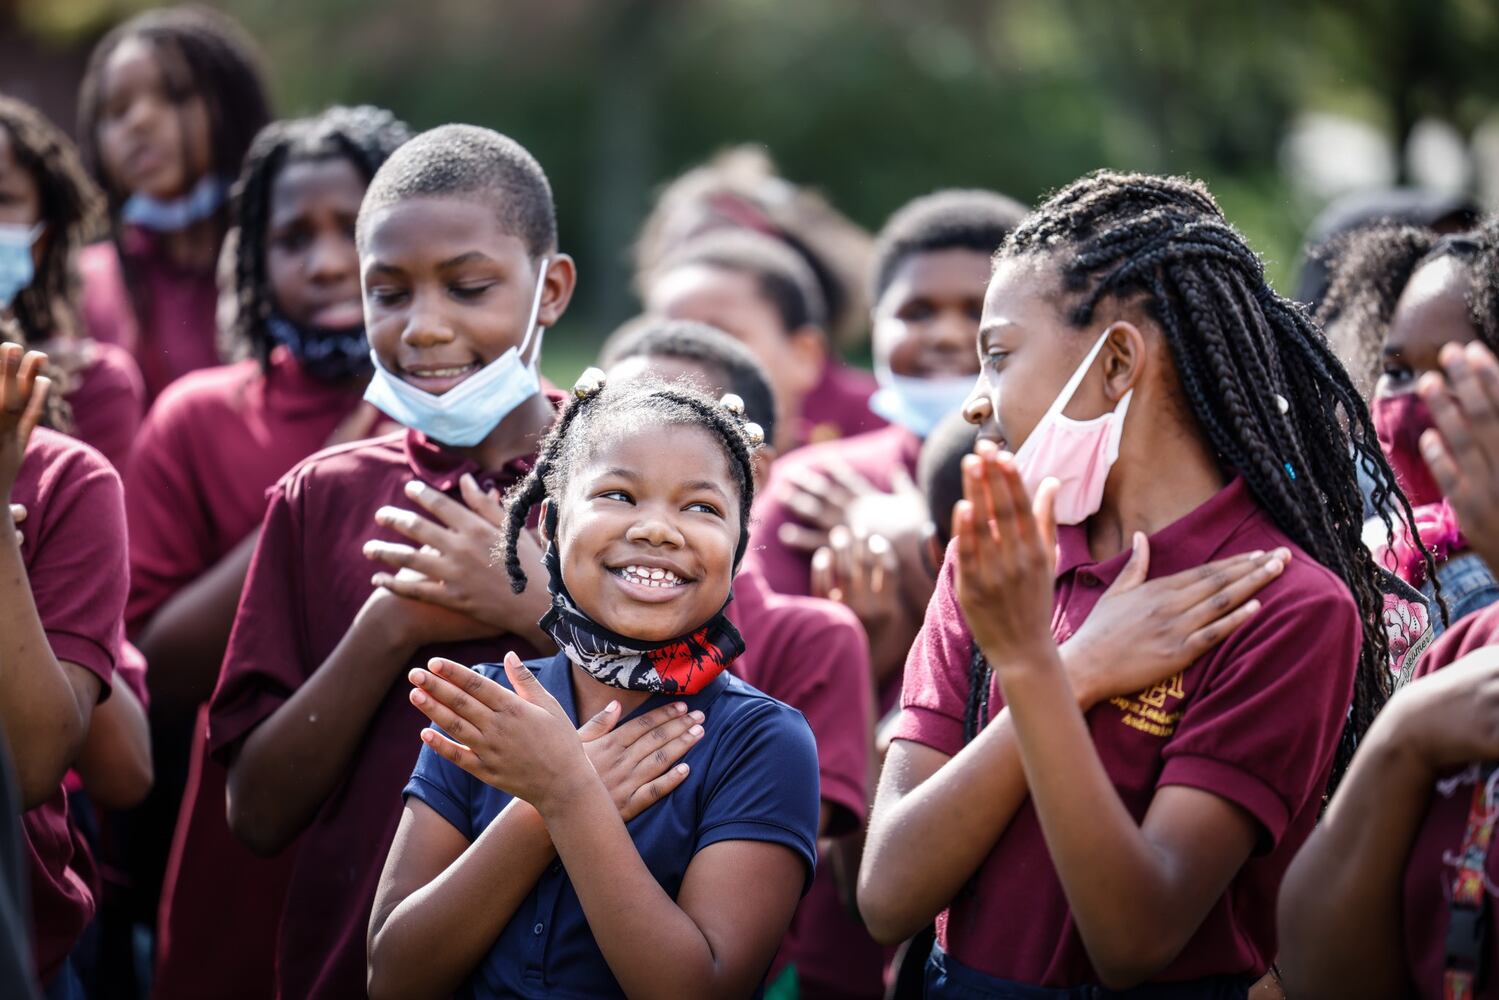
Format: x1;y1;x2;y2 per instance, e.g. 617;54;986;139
127;349;369;1000
78;231;219;402
727;565;882;997
1402;605;1499;997
63;340;145;473
207;428;544;1000
125;349;369;634
12;428;128;984
893;477;1360;986
793;359;885;450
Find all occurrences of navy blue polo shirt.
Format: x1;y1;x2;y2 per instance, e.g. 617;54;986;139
403;652;821;999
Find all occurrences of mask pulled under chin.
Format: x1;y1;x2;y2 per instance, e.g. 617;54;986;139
121;175;230;232
361;256;550;446
538;541;743;695
1012;329;1132;525
264;312;371;382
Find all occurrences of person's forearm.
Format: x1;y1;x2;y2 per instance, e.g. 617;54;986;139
545;773;740;999
369;800;557;1000
1002;650;1212;988
228;606;417;855
1277;709;1432;997
135;531;258;720
74;678;153;809
0;530;89;807
859;712;1032;942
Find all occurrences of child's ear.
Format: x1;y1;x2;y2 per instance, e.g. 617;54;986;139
786;325;829;395
536;254;579;330
750;445;777;493
1101;321;1147;402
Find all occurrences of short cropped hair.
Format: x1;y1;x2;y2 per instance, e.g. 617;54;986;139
652;229;827;333
357;123;556;256
871;189;1028;302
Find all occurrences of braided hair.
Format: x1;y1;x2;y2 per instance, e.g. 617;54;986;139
1314;223;1437;401
0;96;106;344
77;5;271;339
963;170;1427;783
227;106;411;367
499;372;764;594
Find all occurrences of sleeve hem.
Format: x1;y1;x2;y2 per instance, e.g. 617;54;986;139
696;819;818;893
47;631;114;687
403;773;473;841
819;771;869;830
1157;753;1291;848
890;705;964;758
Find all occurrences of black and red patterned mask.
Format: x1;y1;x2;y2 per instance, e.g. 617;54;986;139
537;541;743;695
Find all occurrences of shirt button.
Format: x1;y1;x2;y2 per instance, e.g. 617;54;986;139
1077;570;1099;586
532;922;544;936
549;861;562;875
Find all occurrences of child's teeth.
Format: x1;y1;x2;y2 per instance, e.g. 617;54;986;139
650;569;664;580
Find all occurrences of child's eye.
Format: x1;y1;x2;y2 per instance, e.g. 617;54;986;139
686;501;723;516
982;347;1007;368
1381;360;1413;384
897;302;935;322
597;489;633;504
451;282;494;300
367;287;407;306
272;229;311;253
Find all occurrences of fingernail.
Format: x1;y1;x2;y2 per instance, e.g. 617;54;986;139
1247;549;1264;559
420;729;435;743
1264;558;1282;572
675;763;690;775
689;724;704;737
690;710;705;722
411;690;427;706
410;669;427;685
675;702;688;714
606;700;620;713
1246;599;1261;613
405;480;424;496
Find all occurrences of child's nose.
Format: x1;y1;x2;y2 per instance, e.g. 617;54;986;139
400;295;456;347
625;514;685;547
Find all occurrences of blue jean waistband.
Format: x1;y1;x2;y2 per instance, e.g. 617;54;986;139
924;944;1251;999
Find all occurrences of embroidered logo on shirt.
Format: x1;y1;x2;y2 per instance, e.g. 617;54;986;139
1109;672;1186;737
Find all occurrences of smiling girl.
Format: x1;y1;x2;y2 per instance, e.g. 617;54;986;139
368;373;821;1000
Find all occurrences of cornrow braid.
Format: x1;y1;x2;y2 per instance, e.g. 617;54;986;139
499;371;763;594
228;106;411;367
0;96;106;344
981;170;1430;786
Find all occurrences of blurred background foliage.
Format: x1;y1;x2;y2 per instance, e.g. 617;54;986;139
4;0;1499;379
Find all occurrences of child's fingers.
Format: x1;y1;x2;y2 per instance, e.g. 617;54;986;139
422;657;508;713
960;454;993;533
1182;599;1263;660
614;701;690;749
1106;533;1151;594
867;533;893;595
889;463;920;498
784;482;843;531
1032;477;1059;556
1180;551;1285;632
17;350;45;396
622;762;691;821
18;376;49;445
1467;341;1499;415
1420;428;1465;500
372;572;451;606
1169;549;1271;601
789;466;854;507
626;712;704;772
418;727;483;773
828;525;860;598
953;499;979;579
501;650;565;717
822;458;876;499
363;539;444;576
8;503;24;523
778;521;830;553
810;546;839;601
459;473;506;527
575;699;622;742
1421;370;1482;474
403;479;480;530
408;681;485;746
374;505;453;549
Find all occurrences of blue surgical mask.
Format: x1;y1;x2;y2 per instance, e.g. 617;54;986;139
869;364;976;438
363;257;550;446
121;174;229;232
0;223;42;310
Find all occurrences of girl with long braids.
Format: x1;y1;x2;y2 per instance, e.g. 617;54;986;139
75;5;272;400
859;170;1418;996
369;373;820;999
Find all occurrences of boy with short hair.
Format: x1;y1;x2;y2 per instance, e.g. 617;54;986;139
207;124;575;999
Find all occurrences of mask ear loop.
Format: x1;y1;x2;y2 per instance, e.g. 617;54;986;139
1035;326;1118;428
517;255;551;371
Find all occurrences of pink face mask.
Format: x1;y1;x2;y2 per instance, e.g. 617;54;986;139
1012;330;1132;525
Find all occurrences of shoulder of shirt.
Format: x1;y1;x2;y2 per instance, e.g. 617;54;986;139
142;360;261;420
715;672;815;735
1415;604;1499;679
275;429;409;489
23;427;119;495
78;241;122;279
